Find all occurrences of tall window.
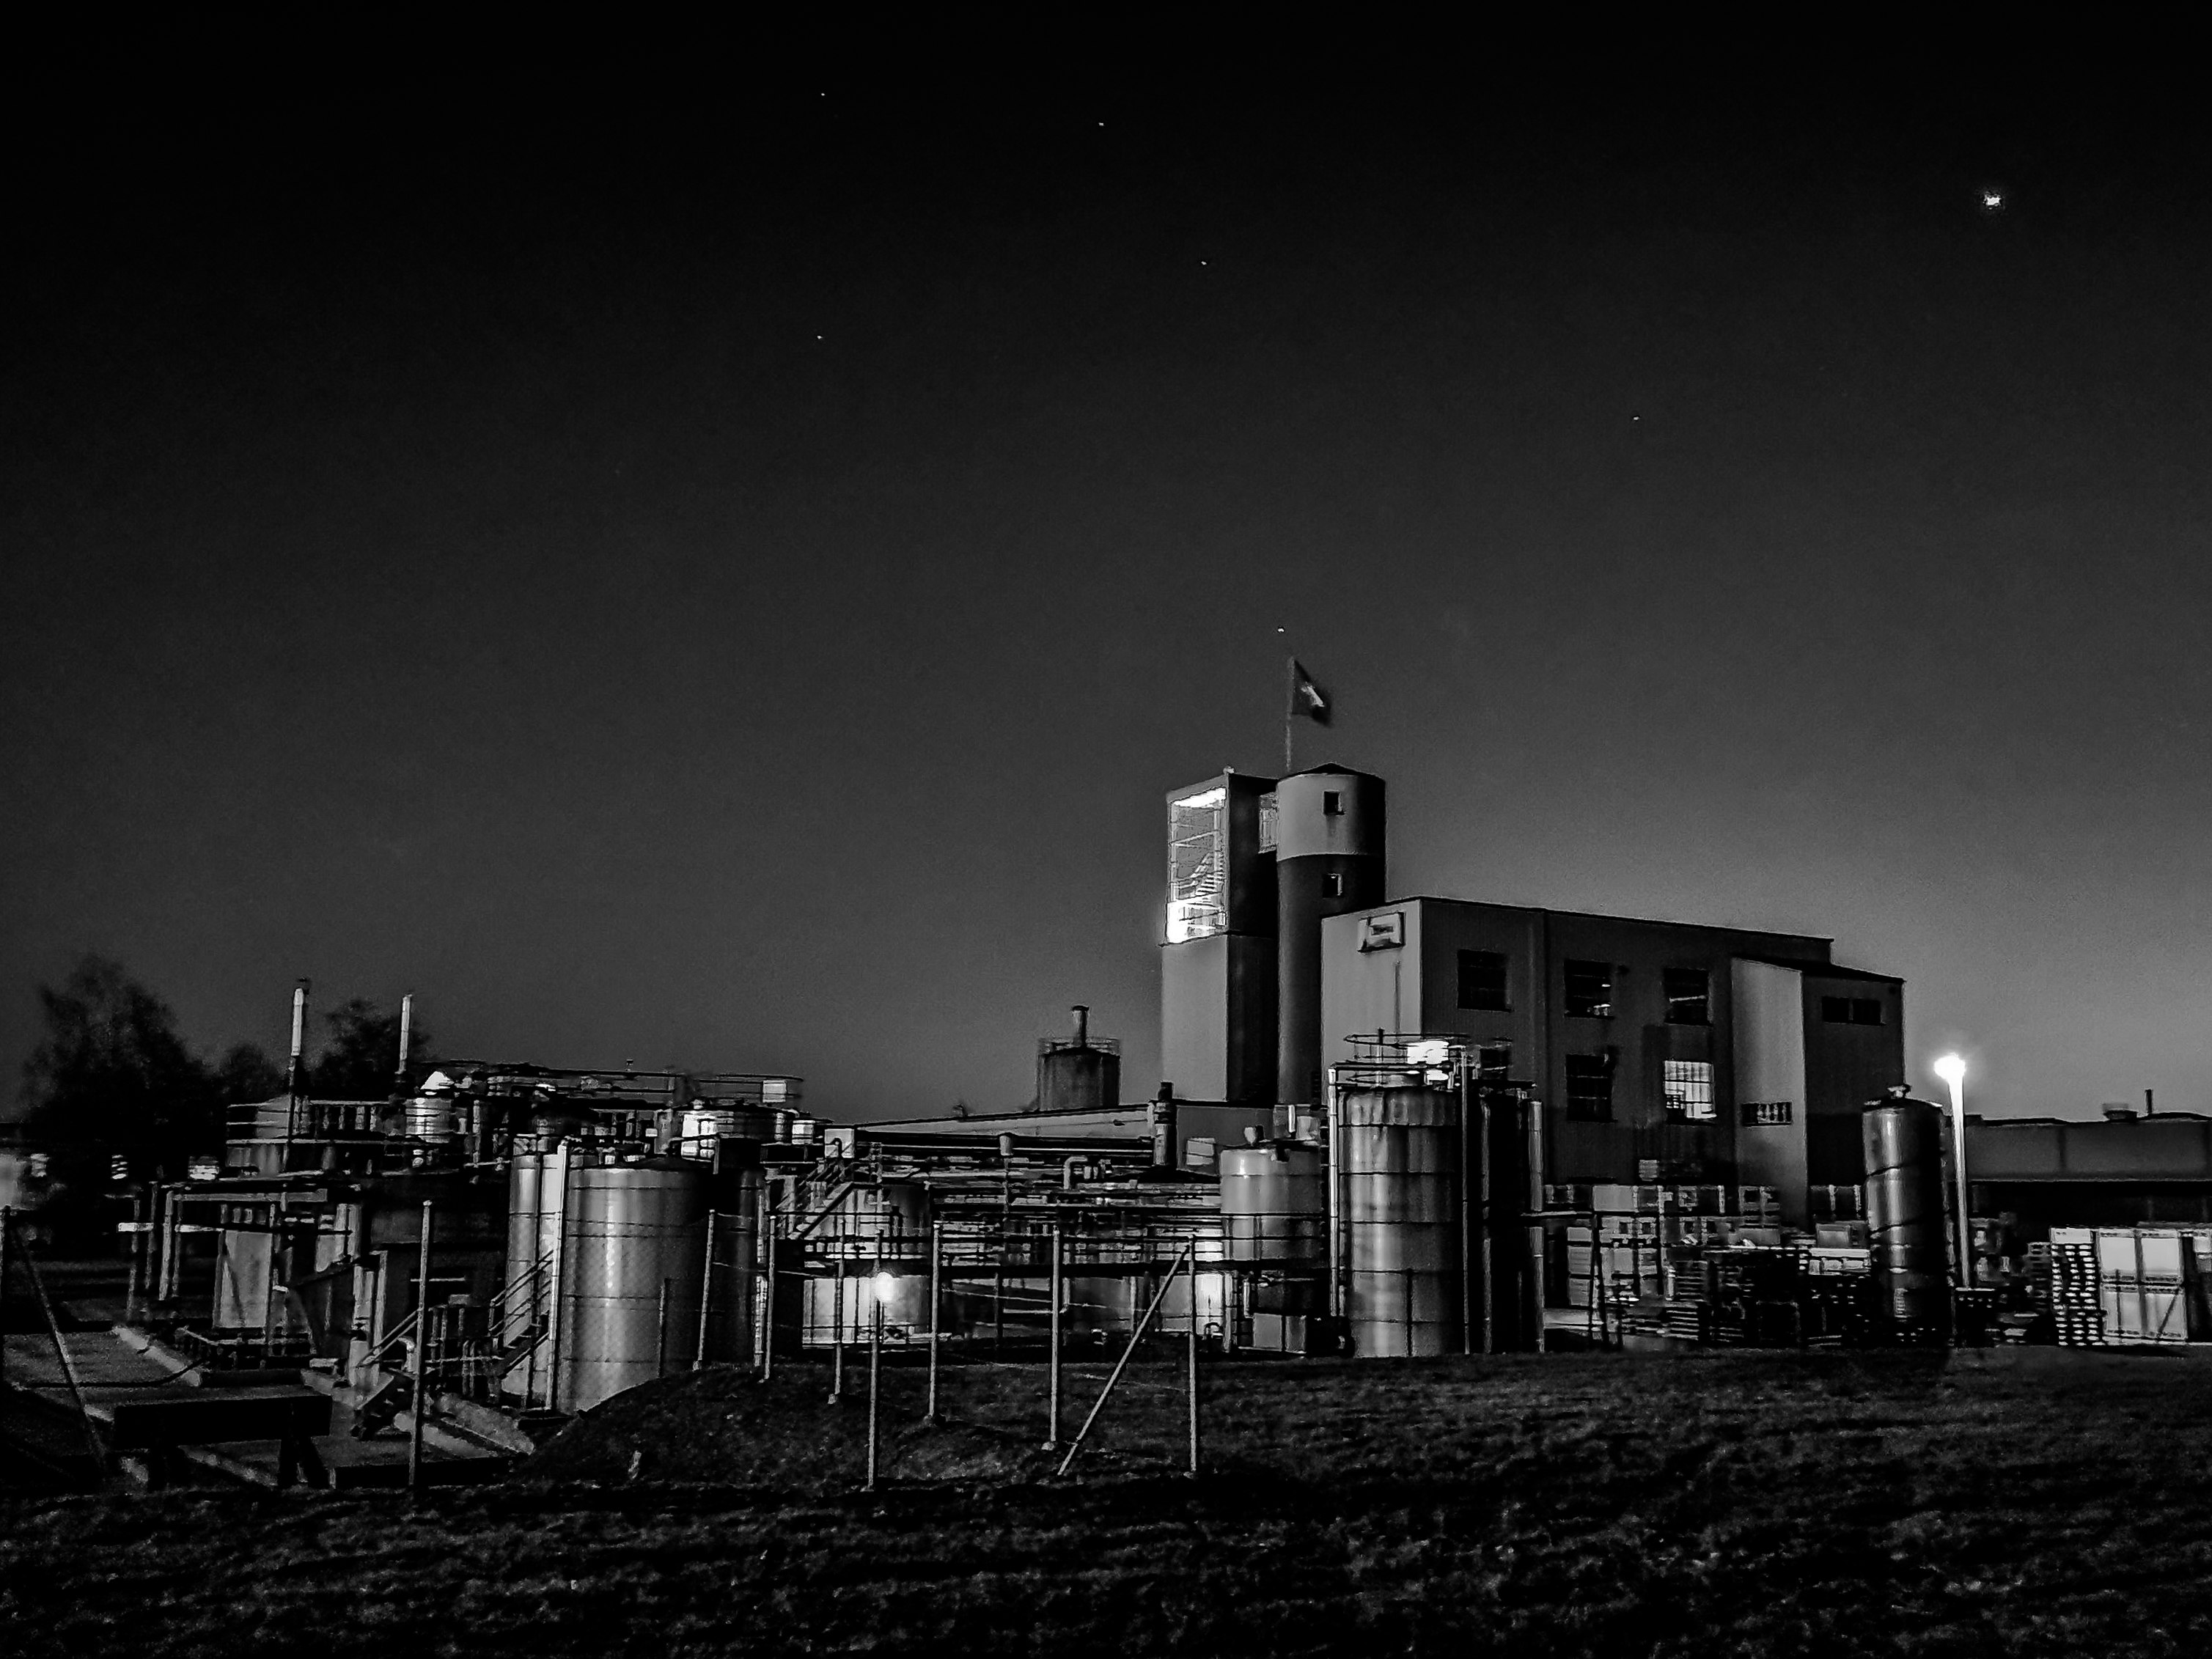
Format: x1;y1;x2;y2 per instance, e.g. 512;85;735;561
1458;949;1510;1011
1166;787;1226;943
1662;1059;1716;1122
1565;1054;1613;1121
1820;996;1884;1026
1563;960;1613;1018
1663;968;1709;1026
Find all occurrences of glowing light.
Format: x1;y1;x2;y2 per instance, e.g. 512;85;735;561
1933;1053;1966;1089
1981;188;2004;210
872;1273;894;1299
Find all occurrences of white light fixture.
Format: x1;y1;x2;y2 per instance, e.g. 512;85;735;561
1933;1053;1972;1290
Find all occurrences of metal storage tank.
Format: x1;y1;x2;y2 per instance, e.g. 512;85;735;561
1220;1141;1326;1262
1342;1080;1462;1357
1274;768;1386;1108
1863;1095;1951;1341
553;1158;712;1411
804;1180;932;1343
1037;1005;1123;1117
699;1162;764;1368
501;1148;566;1380
404;1072;462;1140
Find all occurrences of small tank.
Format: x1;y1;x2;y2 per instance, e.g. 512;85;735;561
1219;1141;1326;1262
1863;1094;1951;1342
1342;1081;1462;1358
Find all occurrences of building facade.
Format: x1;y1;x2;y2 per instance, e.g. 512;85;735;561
1318;897;1905;1227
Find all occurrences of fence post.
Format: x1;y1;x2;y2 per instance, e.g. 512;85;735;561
1046;1224;1062;1450
0;1206;10;1394
697;1210;719;1369
1057;1243;1193;1480
1186;1251;1201;1478
866;1248;883;1491
408;1200;434;1496
925;1220;942;1421
762;1211;777;1382
830;1256;845;1403
656;1278;671;1380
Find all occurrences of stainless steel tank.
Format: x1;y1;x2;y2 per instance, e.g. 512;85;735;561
1220;1142;1326;1262
677;1105;775;1156
699;1163;763;1369
554;1158;711;1411
804;1180;932;1343
501;1149;567;1384
1342;1081;1462;1357
1863;1097;1950;1340
404;1093;460;1139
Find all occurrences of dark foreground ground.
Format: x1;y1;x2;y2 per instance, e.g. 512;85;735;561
7;1345;2212;1656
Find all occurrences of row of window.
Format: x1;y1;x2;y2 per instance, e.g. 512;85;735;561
1455;950;1884;1027
1561;1059;1798;1125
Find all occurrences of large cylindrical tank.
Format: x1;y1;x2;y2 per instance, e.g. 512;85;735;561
1863;1097;1950;1341
1274;768;1386;1106
1220;1141;1326;1262
404;1094;460;1140
501;1149;565;1368
700;1164;764;1369
1342;1081;1461;1357
554;1159;711;1412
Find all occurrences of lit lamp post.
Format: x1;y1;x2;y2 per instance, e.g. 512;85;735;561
1933;1054;1972;1289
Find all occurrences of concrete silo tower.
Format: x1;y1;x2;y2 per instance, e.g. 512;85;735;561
1275;765;1386;1110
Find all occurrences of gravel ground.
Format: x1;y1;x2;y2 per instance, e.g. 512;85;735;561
6;1346;2212;1656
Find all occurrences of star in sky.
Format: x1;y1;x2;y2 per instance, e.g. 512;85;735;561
1981;188;2005;212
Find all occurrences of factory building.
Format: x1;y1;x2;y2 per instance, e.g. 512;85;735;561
1158;762;1905;1232
1161;765;1386;1119
1320;899;1905;1229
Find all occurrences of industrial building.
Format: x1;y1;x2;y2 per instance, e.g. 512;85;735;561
1163;762;1906;1230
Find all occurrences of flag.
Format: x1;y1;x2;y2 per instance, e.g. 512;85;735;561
1290;660;1331;725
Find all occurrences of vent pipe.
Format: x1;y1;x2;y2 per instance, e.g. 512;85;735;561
287;979;311;1097
396;992;414;1095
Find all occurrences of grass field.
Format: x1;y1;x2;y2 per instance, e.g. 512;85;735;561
7;1345;2212;1655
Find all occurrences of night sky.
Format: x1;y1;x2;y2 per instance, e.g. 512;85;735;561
7;73;2210;1122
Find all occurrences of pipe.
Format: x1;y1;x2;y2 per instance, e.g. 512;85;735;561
925;1220;942;1421
1046;1225;1063;1450
1186;1254;1201;1479
1458;1053;1473;1355
830;1257;845;1402
1070;1004;1089;1048
866;1263;883;1493
408;1200;433;1495
395;993;414;1095
697;1210;718;1369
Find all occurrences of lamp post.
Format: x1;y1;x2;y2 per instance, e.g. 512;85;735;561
1933;1054;1972;1289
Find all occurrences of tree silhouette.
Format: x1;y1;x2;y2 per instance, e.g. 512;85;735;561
307;998;434;1098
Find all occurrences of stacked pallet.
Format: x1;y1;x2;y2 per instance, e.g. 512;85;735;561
2049;1227;2103;1347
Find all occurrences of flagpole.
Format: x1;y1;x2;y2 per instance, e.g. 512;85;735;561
1283;653;1295;775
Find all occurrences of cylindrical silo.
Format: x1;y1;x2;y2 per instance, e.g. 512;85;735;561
554;1158;711;1412
501;1149;565;1364
1342;1080;1461;1357
1220;1141;1326;1262
1274;768;1386;1108
1862;1095;1951;1342
700;1162;763;1369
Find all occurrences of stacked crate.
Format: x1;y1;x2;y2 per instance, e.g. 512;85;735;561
2049;1227;2103;1347
2097;1228;2193;1345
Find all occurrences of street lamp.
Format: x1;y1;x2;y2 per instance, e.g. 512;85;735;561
1933;1054;1972;1288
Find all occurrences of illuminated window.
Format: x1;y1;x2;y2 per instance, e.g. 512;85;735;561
1565;1055;1612;1121
1741;1100;1793;1126
1663;968;1709;1026
1563;960;1612;1018
1166;787;1227;943
1258;792;1278;850
1458;950;1510;1011
1663;1060;1716;1122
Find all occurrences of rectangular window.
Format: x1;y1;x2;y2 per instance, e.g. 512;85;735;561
1663;968;1710;1026
1563;960;1613;1018
1565;1054;1613;1122
1166;787;1227;943
1322;790;1343;816
1820;996;1884;1026
1741;1100;1793;1127
1322;871;1345;899
1458;949;1510;1011
1663;1059;1716;1122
